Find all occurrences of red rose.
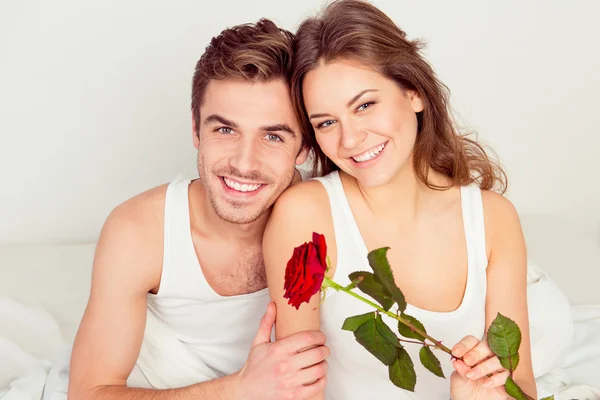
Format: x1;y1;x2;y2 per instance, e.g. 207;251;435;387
283;232;328;309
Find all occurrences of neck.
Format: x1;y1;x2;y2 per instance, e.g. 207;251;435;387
191;180;269;245
346;159;439;221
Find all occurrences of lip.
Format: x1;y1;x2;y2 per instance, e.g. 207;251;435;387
348;141;388;169
349;142;388;159
219;176;266;198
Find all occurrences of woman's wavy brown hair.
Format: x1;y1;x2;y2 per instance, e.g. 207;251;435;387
291;0;507;193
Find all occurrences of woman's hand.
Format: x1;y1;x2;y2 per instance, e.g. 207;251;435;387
450;335;510;400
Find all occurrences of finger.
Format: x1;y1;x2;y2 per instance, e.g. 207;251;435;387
465;356;504;380
292;360;329;386
450;360;474;399
251;302;276;346
452;359;472;380
482;369;510;389
279;330;327;354
290;345;330;370
452;335;480;358
450;371;469;394
294;375;327;400
463;339;494;367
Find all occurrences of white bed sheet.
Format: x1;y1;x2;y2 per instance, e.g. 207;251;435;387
1;277;599;399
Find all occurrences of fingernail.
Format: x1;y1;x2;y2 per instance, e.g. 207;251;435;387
452;344;464;355
465;371;475;379
483;379;494;388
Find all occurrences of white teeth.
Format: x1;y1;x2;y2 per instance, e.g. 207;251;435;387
352;143;386;162
223;177;261;192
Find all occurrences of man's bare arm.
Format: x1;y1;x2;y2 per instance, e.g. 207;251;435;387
85;375;237;400
68;187;190;399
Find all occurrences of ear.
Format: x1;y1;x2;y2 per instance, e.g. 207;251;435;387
407;90;424;113
192;114;200;149
295;145;310;166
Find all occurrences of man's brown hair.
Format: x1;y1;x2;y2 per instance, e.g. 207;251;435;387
191;19;295;134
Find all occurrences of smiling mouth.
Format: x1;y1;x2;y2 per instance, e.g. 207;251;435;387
221;176;264;193
351;141;387;163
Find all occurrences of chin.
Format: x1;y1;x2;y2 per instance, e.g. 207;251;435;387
340;164;395;188
355;174;394;188
214;205;267;225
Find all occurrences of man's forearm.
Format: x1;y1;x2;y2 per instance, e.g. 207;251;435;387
82;374;238;400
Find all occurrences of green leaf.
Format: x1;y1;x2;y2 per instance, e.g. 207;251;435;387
540;397;555;400
388;346;417;391
348;271;395;311
419;346;445;378
487;313;521;360
397;313;426;341
499;353;520;372
354;318;397;365
504;376;529;400
367;247;407;311
375;314;400;347
342;312;376;332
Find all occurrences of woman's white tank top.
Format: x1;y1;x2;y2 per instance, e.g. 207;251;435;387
312;171;488;399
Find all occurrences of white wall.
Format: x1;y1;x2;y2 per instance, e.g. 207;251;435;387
1;0;599;244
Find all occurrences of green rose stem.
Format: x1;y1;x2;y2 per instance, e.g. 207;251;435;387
322;276;454;356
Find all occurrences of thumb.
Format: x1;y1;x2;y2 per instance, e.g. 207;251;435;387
450;359;474;400
251;302;276;347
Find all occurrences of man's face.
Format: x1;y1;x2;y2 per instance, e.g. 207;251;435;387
194;79;307;224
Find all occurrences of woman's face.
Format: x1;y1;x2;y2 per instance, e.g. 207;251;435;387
303;60;424;188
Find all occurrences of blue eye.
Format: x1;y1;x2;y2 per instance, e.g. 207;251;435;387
217;127;233;134
357;102;373;111
266;133;283;142
317;120;336;129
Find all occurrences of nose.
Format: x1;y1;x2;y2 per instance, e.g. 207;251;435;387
340;121;367;150
229;137;262;174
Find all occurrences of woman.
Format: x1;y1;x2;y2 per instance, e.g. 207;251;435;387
263;0;536;398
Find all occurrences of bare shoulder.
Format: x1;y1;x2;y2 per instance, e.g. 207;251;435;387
108;183;169;224
270;179;331;222
101;183;168;250
481;189;518;214
265;178;334;259
480;189;525;262
481;190;521;231
93;183;170;294
266;178;336;257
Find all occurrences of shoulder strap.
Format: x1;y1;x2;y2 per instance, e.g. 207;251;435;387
460;184;488;270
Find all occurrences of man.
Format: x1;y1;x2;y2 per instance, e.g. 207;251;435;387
67;19;328;400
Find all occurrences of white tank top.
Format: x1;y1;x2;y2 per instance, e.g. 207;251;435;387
130;176;270;388
312;171;488;399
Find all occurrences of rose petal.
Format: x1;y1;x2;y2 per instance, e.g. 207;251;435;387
283;235;329;309
312;232;328;271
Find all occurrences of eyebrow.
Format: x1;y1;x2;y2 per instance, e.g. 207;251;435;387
260;123;296;138
308;89;378;120
205;114;296;138
204;114;238;128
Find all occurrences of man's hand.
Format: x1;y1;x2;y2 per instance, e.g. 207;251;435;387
235;303;329;400
450;335;510;400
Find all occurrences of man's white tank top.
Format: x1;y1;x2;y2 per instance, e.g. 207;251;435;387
312;171;488;399
130;176;270;388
